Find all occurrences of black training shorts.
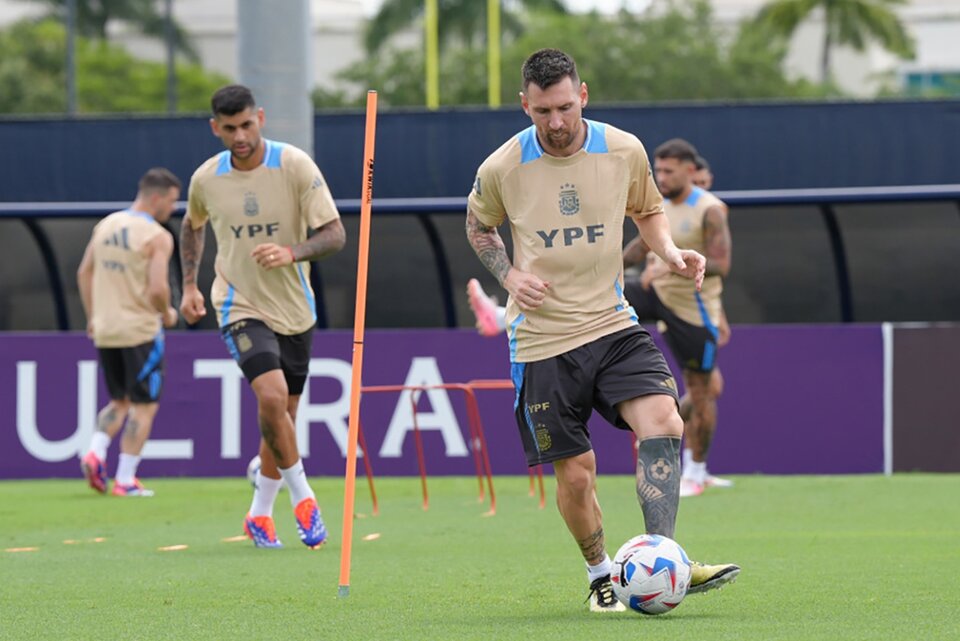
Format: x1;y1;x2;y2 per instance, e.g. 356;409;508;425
624;276;719;373
221;319;314;395
512;326;678;467
98;332;165;404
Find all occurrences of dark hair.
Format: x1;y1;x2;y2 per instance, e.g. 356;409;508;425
654;138;699;164
521;48;579;91
694;154;710;171
138;167;181;194
211;84;256;117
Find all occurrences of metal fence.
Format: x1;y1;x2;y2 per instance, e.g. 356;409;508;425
2;185;959;331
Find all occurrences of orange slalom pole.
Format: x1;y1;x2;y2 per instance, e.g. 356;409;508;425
338;90;377;598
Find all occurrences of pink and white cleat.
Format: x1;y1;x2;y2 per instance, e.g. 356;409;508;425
80;451;108;494
679;478;704;498
111;478;154;497
704;473;735;488
467;279;503;337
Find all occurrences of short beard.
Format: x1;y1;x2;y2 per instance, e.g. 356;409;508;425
662;187;684;200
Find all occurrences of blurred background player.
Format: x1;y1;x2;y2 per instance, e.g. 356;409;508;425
466;48;738;612
179;85;346;549
77;168;181;497
622;139;733;497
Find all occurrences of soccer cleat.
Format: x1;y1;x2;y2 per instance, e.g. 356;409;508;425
586;575;626;613
294;497;328;548
111;478;154;497
688;561;740;594
467;278;502;337
679;477;704;498
80;451;108;494
244;514;283;548
704;473;735;488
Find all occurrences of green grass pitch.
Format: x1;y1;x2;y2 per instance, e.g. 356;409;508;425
1;474;958;641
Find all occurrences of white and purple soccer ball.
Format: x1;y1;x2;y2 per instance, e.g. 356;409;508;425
246;455;285;490
611;534;692;615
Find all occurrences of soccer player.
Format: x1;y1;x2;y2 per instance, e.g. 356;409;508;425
77;168;181;497
179;85;345;548
468;149;737;494
622;139;733;498
465;49;739;612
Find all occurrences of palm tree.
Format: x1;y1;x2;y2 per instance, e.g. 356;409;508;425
20;0;199;61
364;0;567;54
754;0;914;85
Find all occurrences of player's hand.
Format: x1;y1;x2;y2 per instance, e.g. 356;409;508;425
663;247;706;291
504;268;549;311
180;284;206;325
86;319;94;339
162;306;178;329
252;243;294;270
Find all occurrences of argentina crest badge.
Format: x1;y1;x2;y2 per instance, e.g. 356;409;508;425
243;191;259;217
558;183;580;216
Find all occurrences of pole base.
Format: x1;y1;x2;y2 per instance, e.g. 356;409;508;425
338;585;350;598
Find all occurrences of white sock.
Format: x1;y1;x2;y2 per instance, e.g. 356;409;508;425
682;447;693;473
89;432;111;460
685;461;707;485
586;554;613;582
115;453;140;485
250;474;284;518
495;306;507;331
279;459;315;507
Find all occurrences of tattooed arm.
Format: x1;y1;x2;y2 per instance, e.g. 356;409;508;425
465;208;548;312
622;235;650;269
466;208;511;284
702;204;732;277
179;220;207;324
251;218;346;269
294;219;346;261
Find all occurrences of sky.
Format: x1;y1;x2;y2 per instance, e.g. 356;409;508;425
360;1;652;16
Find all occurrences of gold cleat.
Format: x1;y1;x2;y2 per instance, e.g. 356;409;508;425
688;561;740;594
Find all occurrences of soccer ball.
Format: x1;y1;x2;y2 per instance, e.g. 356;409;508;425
611;534;692;615
246;455;285;490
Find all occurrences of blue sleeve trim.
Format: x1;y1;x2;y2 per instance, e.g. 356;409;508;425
215;151;232;176
583;119;608;154
264;139;285;168
685;186;704;207
518;126;543;164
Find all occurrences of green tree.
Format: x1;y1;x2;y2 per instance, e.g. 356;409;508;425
323;0;824;108
0;19;229;114
18;0;199;61
364;0;566;54
753;0;914;85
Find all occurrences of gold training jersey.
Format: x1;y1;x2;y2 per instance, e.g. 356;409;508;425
650;186;725;327
468;119;663;362
90;210;166;347
185;139;340;335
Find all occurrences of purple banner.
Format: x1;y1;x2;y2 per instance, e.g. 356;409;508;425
0;326;883;480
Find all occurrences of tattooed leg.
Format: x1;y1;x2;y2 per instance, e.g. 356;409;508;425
120;403;158;455
636;436;681;538
96;402;128;438
576;527;606;566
